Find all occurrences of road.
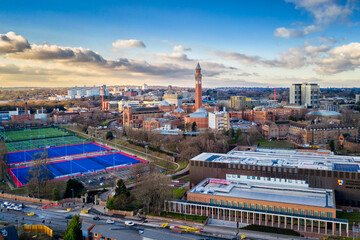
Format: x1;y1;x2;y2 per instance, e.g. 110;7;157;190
1;197;310;239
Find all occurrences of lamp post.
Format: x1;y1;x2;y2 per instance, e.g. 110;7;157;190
145;145;148;161
71;188;74;200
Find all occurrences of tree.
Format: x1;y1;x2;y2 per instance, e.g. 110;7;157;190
191;122;197;132
329;140;335;152
27;150;50;198
134;173;171;214
64;179;84;198
0;141;9;180
114;179;130;197
52;188;61;201
106;131;113;140
64;215;82;240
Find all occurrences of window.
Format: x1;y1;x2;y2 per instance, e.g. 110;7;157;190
314;211;318;216
210;199;215;204
262;205;267;211
327;212;333;218
228;201;232;206
306;210;312;216
288;208;292;214
221;200;226;206
300;210;305;215
244;203;249;208
216;200;220;205
281;207;286;213
256;204;261;210
250;204;255;209
268;206;273;212
274;207;279;212
294;209;299;215
233;202;238;207
321;212;325;217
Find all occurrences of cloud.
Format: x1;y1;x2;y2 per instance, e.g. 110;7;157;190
285;0;354;24
157;52;192;62
112;39;146;49
319;37;339;44
215;51;260;65
0;32;30;54
315;42;360;74
274;25;322;38
173;45;192;52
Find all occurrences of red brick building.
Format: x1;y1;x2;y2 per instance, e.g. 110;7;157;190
123;106;163;128
195;62;202;110
184;107;208;131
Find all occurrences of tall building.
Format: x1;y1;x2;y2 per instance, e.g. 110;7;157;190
208;109;229;131
230;96;246;110
290;83;320;108
356;94;360;103
195;62;202;110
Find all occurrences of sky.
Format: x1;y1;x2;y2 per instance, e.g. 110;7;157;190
0;0;360;88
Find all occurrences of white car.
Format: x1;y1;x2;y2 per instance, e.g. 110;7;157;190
124;221;135;226
106;219;115;224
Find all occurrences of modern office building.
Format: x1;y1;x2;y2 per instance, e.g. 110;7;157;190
166;177;348;236
290;83;320;108
189;148;360;208
68;85;109;98
230;96;246;110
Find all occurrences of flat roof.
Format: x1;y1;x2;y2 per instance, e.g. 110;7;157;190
191;178;335;208
191;148;360;172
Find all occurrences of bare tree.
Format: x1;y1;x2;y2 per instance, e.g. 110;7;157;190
27;150;50;198
0;141;9;180
133;173;171;214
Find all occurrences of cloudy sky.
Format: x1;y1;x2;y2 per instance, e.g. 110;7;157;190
0;0;360;88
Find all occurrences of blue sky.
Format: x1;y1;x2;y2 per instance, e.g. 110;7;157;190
0;0;359;88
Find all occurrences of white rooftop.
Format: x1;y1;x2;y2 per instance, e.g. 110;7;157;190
191;148;360;172
191;178;335;208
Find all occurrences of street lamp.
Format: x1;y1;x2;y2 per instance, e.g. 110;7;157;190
145;145;148;161
71;188;74;200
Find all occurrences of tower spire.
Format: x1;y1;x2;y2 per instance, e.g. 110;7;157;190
195;62;202;110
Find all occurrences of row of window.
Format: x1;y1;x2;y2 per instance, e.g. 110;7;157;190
209;199;333;218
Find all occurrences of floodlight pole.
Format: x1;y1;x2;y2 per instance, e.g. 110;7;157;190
145;145;148;161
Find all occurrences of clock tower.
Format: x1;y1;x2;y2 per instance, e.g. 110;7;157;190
195;62;202;110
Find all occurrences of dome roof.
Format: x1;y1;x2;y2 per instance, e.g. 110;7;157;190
174;107;184;113
195;107;207;113
306;110;341;116
159;100;170;106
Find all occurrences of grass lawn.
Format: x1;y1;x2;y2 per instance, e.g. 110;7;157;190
150;212;207;223
255;139;296;149
241;225;301;236
172;188;187;199
180;176;189;181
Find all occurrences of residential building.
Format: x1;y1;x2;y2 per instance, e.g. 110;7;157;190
261;121;289;140
290;83;320;108
288;122;356;145
356;94;360;103
208;109;229;131
53;112;79;124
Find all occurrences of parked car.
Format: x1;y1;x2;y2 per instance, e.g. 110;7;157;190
106;219;115;224
124;221;135;226
65;215;73;219
93;216;100;221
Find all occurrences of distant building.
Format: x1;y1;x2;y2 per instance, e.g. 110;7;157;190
163;92;182;107
68;85;109;98
142;83;148;91
230;96;246;110
261;121;289;140
53;112;79;124
208;109;229;131
356;94;360;103
290;83;320;108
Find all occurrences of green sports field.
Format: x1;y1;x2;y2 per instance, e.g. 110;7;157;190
5;135;89;152
1;127;71;142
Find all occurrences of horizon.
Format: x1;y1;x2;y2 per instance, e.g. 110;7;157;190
1;1;360;88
